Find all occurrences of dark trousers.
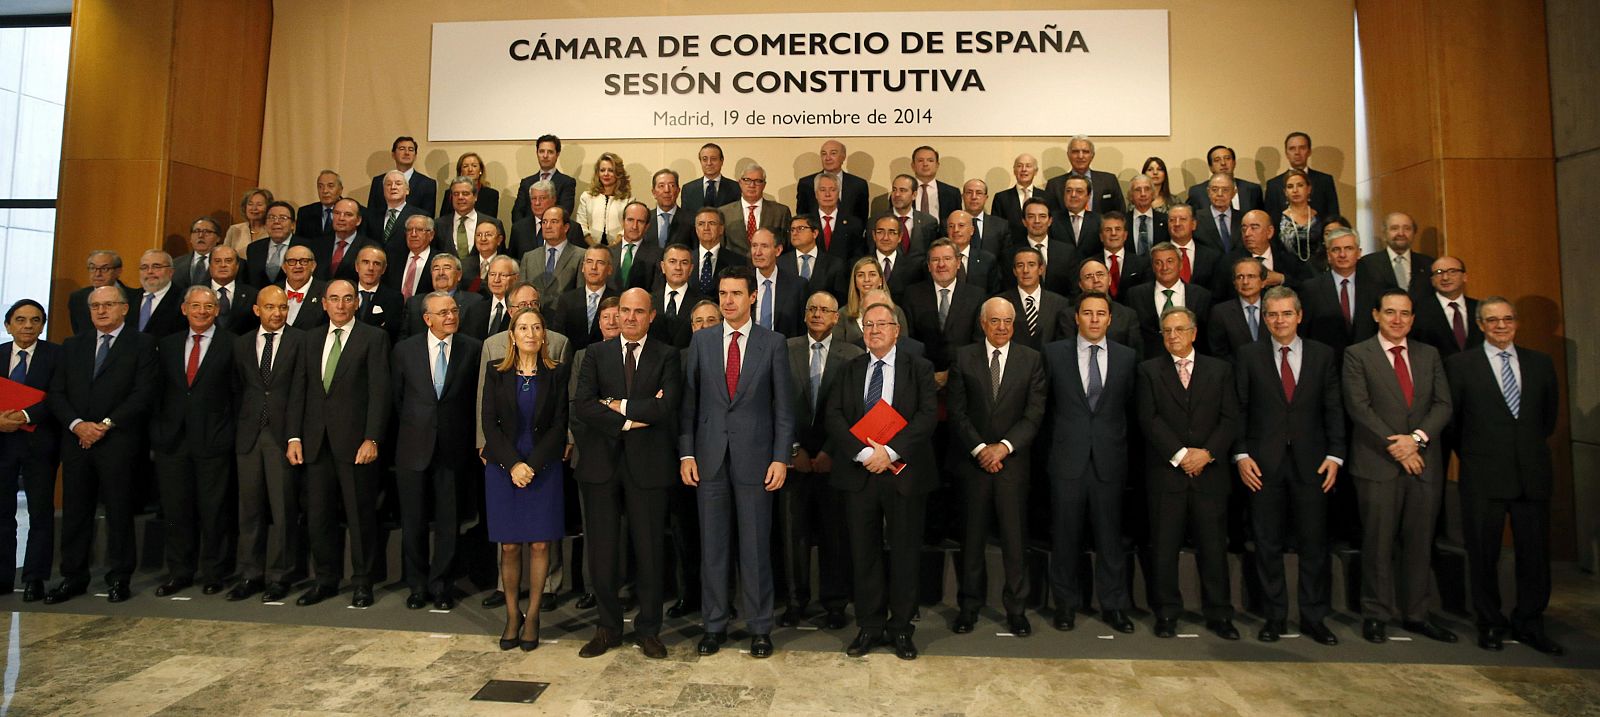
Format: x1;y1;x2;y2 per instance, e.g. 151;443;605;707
1048;468;1129;612
0;447;56;585
154;448;235;583
396;464;459;595
1249;463;1331;622
959;471;1030;615
1149;483;1232;621
668;482;701;605
237;430;300;583
1356;475;1441;622
306;443;379;588
845;476;926;636
1461;490;1550;634
776;470;850;613
697;456;776;635
579;477;667;635
58;438;140;585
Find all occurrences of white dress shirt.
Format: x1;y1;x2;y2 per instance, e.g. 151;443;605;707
854;346;901;464
970;340;1016;456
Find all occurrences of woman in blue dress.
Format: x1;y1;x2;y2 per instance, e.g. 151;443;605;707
482;307;568;650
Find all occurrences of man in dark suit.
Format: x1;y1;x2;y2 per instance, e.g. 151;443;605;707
960;180;1011;260
1125;176;1170;256
903;145;961;229
796;140;870;222
810;174;866;263
517;206;585;307
1165;205;1222;290
227;286;306;602
946;210;1002;297
1044;136;1126;214
461;255;517;340
1014;199;1078;296
1127;243;1215;359
436;178;487;258
296;169;344;240
1043;291;1139;633
902;239;984;373
44;286;159;604
1136;306;1242;640
1358;212;1435;293
1445;297;1563;655
391;292;482;610
572;288;684;659
247;202;298;289
1215;210;1313;302
287;279;391;608
280;246;328;331
1342;289;1455;644
0;300;61;601
1185;145;1263;214
1004;246;1073;351
749;229;807;338
509;180;587;257
1093;212;1151;301
135;250;186;338
646;169;692;249
679;142;740;215
353;245;405;341
318;197;372;284
779;291;862;630
553;247;620;352
649;244;701;348
1232;286;1345;645
781;215;849;305
688;207;750;299
719;163;792;255
1265;132;1340;223
609;201;663;292
365;136;436;215
149;285;237;597
511;134;578;221
867;214;925;302
679;266;794;659
1299;227;1383;361
949;298;1047;636
825;302;938;660
1410;256;1482;359
874;174;939;256
993;153;1058;238
1049;176;1103;255
1075;258;1144;356
206;246;258;335
1207;257;1272;360
366;173;432;252
1193;174;1244;254
402;254;484;338
68;250;140;335
171;216;225;290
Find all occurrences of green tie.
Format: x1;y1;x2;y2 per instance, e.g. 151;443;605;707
622;242;635;281
384;209;398;237
456;216;469;256
1162;289;1175;312
323;327;344;392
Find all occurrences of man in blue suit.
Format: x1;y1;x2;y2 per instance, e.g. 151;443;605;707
679;265;794;659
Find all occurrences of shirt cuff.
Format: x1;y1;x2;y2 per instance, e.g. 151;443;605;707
969;444;986;457
884;446;901;463
68;418;83;431
617;399;628;415
622;420;635;431
287;437;301;443
999;439;1014;454
1170;447;1188;467
854;446;873;463
1231;453;1250;464
1325;455;1344;466
19;409;29;424
1414;429;1429;443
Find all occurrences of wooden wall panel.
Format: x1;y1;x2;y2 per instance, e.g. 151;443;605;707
1364;161;1442;256
163;162;238;256
51;159;165;320
59;0;175;162
1436;2;1553;159
1354;0;1435;178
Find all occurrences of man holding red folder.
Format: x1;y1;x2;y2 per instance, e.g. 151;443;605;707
1;299;61;601
826;302;938;660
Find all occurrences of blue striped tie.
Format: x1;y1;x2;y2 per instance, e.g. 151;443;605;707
1498;351;1520;418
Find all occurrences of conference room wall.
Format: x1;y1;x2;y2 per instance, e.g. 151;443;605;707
258;0;1356;235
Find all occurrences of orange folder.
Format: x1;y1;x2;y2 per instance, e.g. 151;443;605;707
850;399;907;475
0;377;43;432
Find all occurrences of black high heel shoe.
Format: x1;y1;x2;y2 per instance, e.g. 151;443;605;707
500;613;524;651
520;617;541;652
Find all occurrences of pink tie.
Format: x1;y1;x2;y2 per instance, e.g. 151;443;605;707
402;254;422;300
1177;358;1192;389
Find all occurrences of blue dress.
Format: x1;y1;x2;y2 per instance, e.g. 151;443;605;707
485;372;565;543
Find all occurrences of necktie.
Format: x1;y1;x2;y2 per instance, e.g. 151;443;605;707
323;327;343;392
1021;186;1031;203
402;254;421;300
974;215;983;239
622;243;635;282
1499;351;1520;418
260;332;275;383
322;206;331;233
705;180;716;203
193;255;208;285
1024;295;1039;337
822;215;833;250
1034;243;1046;264
1280;345;1296;402
881;256;892;282
746;204;758;239
217;287;230;316
287;290;305;302
1086;344;1103;409
624;341;639;394
989;348;1002;401
919;183;931;215
1393;254;1409;291
809;341;824;410
456;216;469;256
667;290;680;318
267;241;285;280
546;247;558;276
541;171;551;183
9;349;27;383
1390;345;1413;407
800;254;813;281
658;211;671;247
358;290;373;314
331;239;349;274
957;253;968;283
139;293;154;331
759;279;774;328
1108;253;1121;296
897;215;910;251
725;330;741;398
490;301;504;333
1339;278;1353;329
384;208;398;237
1217;212;1231;251
1161;288;1175;313
1450;302;1467;349
1177;357;1192;389
433;340;448;397
1179;246;1192;283
938;287;950;328
186;333;202;386
700;251;715;295
1071;213;1082;240
1137;215;1150;255
94;335;112;377
586;291;598;329
865;358;884;406
1246;305;1259;341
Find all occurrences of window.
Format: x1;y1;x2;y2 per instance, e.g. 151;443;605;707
0;21;70;340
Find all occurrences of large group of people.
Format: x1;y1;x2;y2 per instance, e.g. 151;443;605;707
0;132;1564;662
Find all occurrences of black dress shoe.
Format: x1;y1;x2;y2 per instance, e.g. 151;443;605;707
21;580;46;602
1362;619;1387;643
779;607;803;628
1478;628;1505;651
539;592;557;611
891;633;918;660
42;581;87;605
405;592;429;610
1302;620;1339;646
1053;611;1075;631
106;582;131;603
225;579;265;601
1154;618;1178;638
1258;619;1286;643
262;582;291;602
482;590;506;608
697;631;727;656
296;585;338;606
1402;620;1458;643
638;635;668;659
666;599;695;618
520;618;541;652
1008;613;1032;637
500;615;523;651
201;581;226;595
575;592;597;609
434;595;455;611
1513;630;1564;656
620;594;637;613
952;611;977;634
846;630;881;657
1207;619;1240;640
154;579;192;597
1103;610;1135;634
351;586;374;608
750;634;774;658
825;610;850;630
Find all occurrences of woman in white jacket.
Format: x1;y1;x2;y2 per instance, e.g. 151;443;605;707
574;152;632;246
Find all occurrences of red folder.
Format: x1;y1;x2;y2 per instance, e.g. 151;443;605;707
850;399;907;475
0;377;43;432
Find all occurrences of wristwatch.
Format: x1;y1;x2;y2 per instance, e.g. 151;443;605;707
1410;431;1428;449
100;418;115;429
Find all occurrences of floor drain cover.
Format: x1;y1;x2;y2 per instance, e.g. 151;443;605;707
471;679;549;704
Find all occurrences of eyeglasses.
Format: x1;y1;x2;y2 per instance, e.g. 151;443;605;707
87;265;117;273
266;215;293;222
862;321;898;330
1159;326;1195;336
739;178;766;185
1481;316;1516;325
191;227;218;235
1431;268;1465;276
137;263;171;271
431;308;460;317
88;302;127;310
805;306;837;314
283;258;314;266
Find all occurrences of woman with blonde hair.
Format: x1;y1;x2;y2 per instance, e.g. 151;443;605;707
481;307;569;651
224;187;274;253
839;258;907;344
439;152;500;218
574;152;633;246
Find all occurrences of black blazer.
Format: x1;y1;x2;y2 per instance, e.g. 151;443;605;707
245;238;293;288
690;245;750;296
310;234;373;284
970;212;1013;260
867;210;939;256
1192;205;1245;254
796;171;871;226
213;282;259;335
355;283;406;341
647;206;694;249
608;239;663;293
1298;270;1382;358
511;170;578;222
753;270;808;338
1446;345;1558;501
0;340;62;458
815;213;865;261
439;185;499;219
391;333;482;472
383;248;441;299
1043;337;1138;483
150;328;236;456
778;251;849;306
1206;299;1271;361
1004;288;1074;351
48;329;159;455
1169;241;1223;292
68;283;140;336
1099;250;1151;302
1124;211;1170;253
680;176;740;215
946;341;1047;480
1232;338;1345;479
296;201;336;240
403;290;483;339
571;337;682;486
1213;244;1314;301
1126;281;1215;359
787;335;865;456
367;171;437;217
1046;170;1126;215
481;360;569;472
1049;210;1102;255
295;321;390;463
554;286;620;351
991;185;1060;237
137;287;187;338
1135;353;1241;495
1410;293;1482;359
963;247;1003;297
648;283;702;348
508;215;588;259
363;203;430;248
901;280;985;371
825;349;939;496
283;278;330;331
1186;178;1264;215
231;327;306;454
459;294;510;341
1358;250;1436;292
1265;168;1340;224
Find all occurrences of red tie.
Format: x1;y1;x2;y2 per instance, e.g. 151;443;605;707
725;330;741;399
898;215;910;251
1340;278;1353;329
746;205;757;239
1390;345;1413;407
1449;302;1467;349
823;215;833;251
330;238;349;273
186;333;202;386
1107;253;1122;296
287;290;305;301
1280;346;1296;402
1179;247;1192;283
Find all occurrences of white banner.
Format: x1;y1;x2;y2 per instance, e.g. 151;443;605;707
428;10;1170;141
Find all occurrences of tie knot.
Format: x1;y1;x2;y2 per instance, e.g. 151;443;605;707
1390;345;1405;358
813;342;824;350
333;327;343;337
1499;350;1512;360
1178;358;1191;370
193;333;203;341
992;348;1001;359
731;330;741;340
626;341;639;351
265;332;276;339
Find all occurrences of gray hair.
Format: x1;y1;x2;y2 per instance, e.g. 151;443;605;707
430;253;462;271
183;284;218;304
1262;286;1302;311
1477;295;1515;322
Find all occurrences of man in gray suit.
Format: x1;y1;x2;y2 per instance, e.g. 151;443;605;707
1342;288;1455;645
679;265;794;659
518;206;584;309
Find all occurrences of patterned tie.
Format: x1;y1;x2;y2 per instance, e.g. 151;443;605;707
546;247;558;276
9;349;27;383
186;333;203;386
259;332;275;383
1280;345;1296;402
402;254;421;300
586;291;598;329
1217;211;1231;251
1024;295;1039;337
1108;253;1121;296
1137;215;1150;255
700;250;715;295
1176;357;1192;389
139;293;154;331
1450;302;1467;349
898;215;910;251
809;341;824;411
322;206;332;234
1390;345;1413;407
989;348;1002;401
800;254;813;281
1499;351;1520;418
938;287;950;328
667;290;679;318
1246;305;1259;341
1340;278;1353;329
217;286;231;316
746;204;758;240
759;279;774;328
725;330;742;399
456;216;469;256
1085;344;1103;409
624;341;639;394
865;358;884;406
322;327;343;393
94;335;112;377
358;290;373;315
433;340;448;397
384;208;398;237
1393;254;1409;291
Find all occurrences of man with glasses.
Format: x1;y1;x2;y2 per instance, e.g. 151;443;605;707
317;197;372;284
1359;212;1434;292
280;246;328;330
247;201;300;288
136;250;186;338
387;215;442;302
1410;256;1482;359
68;250;139;335
781;215;847;305
173;216;225;290
463;255;520;340
404;254;483;338
718;163;791;255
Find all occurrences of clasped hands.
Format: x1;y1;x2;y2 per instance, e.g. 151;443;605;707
1386;434;1425;475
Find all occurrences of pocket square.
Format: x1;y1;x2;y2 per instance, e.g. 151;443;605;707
372;305;384;314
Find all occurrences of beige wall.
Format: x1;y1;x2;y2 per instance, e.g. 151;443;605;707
259;0;1355;215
